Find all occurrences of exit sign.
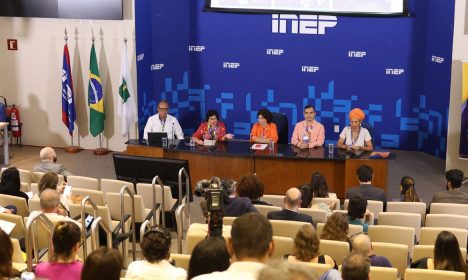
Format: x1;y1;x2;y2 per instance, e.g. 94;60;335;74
7;39;18;50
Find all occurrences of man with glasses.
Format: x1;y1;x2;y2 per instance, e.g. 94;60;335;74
291;105;325;149
143;100;184;140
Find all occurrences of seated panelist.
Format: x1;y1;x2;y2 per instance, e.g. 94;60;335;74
337;108;373;152
192;109;233;145
291;105;325;149
143;100;184;140
250;108;278;143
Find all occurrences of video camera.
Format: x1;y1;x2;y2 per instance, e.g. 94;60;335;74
195;177;224;237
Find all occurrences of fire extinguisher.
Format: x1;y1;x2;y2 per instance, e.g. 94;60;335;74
8;104;21;138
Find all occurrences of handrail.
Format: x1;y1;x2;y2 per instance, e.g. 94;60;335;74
120;185;137;266
139;219;152;251
80;196;98;258
175;203;186;254
151;175;165;227
178;167;190;217
90;216;112;250
25;212;54;272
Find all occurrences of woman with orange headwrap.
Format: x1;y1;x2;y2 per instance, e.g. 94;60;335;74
337;108;373;152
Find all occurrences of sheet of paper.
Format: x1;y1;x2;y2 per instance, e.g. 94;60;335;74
0;219;16;235
251;144;268;150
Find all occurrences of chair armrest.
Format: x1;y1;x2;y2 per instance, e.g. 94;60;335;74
112;214;131;235
144;203;161;222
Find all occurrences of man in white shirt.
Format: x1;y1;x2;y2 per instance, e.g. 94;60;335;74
36;189;81;228
193;213;275;280
143;100;184;140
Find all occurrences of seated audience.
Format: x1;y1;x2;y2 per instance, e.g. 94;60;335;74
346;165;387;209
258;260;319;280
0;229;20;278
341;253;371;280
430;169;468;205
398;176;421;202
193;212;274;280
351;234;392;267
223;179;257;217
35;221;83;280
37;189;81;227
411;230;468;278
33;146;73;176
284;225;337;269
237;174;271;205
187;237;231;279
267;188;314;225
38;172;71;215
347;195;371;233
310;172;335;199
0;167;29;202
298;184;312;208
320;212;349;242
337;108;373;152
81;247;123;280
250;108;278;144
125;226;187;280
192;109;233;145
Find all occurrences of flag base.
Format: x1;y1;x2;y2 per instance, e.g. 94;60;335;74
93;147;111;155
65;146;82;153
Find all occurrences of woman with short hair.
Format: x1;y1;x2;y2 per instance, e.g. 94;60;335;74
320;212;349;242
81;247;123;280
250;108;278;143
187;237;231;279
192;109;233;145
0;229;20;278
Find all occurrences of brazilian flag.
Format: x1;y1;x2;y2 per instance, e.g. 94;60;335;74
88;42;105;137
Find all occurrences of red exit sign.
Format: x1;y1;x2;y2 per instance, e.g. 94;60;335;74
7;39;18;50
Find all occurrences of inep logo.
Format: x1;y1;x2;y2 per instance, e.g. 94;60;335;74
223;62;240;69
137;53;144;62
431;55;444;64
150;64;164;71
266;49;284;55
272;14;337;35
385;68;404;75
302;66;319;73
189;45;205;52
348;51;366;58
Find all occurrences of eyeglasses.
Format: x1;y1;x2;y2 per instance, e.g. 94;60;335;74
208;117;218;120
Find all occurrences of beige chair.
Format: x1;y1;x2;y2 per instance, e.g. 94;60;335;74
28;197;41;212
136;183;177;212
20;182;30;193
319;239;350;266
71;188;106;206
378;212;422;242
67;175;100;191
369;266;399;280
68;204;122;233
413;245;467;262
271;236;293;260
32;172;64;184
372;242;408;277
299;208;328;224
30;183;39;195
296;263;333;278
404;268;466;280
316;222;363;237
100;179;135;195
367;225;415;258
270;220;312;239
11;238;27;272
18;168;32;186
386;201;427;225
261;194;284;207
425;214;468;229
311;197;340;210
430;203;468;216
419;227;468;248
255;204;281;217
170;254;191;270
0;212;26;240
223;216;236;226
186;223;231;254
106;193;159;226
0;194;29;217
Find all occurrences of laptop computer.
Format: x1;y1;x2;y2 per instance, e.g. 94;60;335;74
147;132;168;145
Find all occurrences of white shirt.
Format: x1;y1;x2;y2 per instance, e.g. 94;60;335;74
143;113;184;140
125;259;187;280
192;261;265;280
339;126;371;147
31;211;82;228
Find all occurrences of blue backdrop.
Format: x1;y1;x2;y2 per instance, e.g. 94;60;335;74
135;0;455;158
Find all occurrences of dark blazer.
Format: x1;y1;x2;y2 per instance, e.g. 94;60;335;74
346;184;387;203
430;188;468;205
267;209;314;225
224;197;258;217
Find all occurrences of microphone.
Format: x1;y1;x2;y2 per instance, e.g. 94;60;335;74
172;122;176;140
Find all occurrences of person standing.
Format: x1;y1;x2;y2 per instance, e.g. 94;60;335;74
143;100;184;140
291;105;325;149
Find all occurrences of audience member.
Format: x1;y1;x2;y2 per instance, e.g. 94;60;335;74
298;185;312;208
267;188;314;225
236;174;271;205
125;226;187;280
37;189;80;226
222;179;257;217
285;225;337;269
258;260;319;280
347;195;371;233
0;167;29;202
310;172;335;199
35;221;83;280
320;212;349;242
37;172;72;214
81;247;123;280
411;230;468;279
346;165;387;209
398;176;421;202
33;147;72;176
0;229;20;278
430;169;468;205
341;253;370;280
351;234;392;267
187;237;231;279
193;212;274;280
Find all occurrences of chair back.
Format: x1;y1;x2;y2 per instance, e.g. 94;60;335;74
344;199;383;220
367;225;415;258
186;223;231;254
105;193;148;223
369;266;398;280
136;183;177;211
296;263;333;278
68;203;113;229
261;194;284;207
299;208;328;224
270;220;312;238
413;245;467;262
28;197;41;213
372;242;408;277
419;227;468;248
67;175;99;191
255;205;281;217
271;112;288;144
223;216;236;226
100;179;135;195
404;268;466;280
0;194;29;217
270;236;293;260
378;212;421;242
0;212;26;240
72;188;106;206
425;214;468;229
319;239;350;266
386;202;427;225
170;254;191;270
312;197;340;210
430;203;468;216
316;222;363;238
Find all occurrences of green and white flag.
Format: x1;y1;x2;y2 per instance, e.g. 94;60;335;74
118;43;136;136
87;42;105;137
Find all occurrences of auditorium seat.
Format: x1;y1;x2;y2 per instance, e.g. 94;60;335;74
100;179;135;196
316;222;363;237
367;225;415;258
186;223;231;254
0;194;29;217
270;220;312;239
371;242;408;277
425;214;468;229
369;266;399;280
430;203;468;216
296;263;332;278
67;175;99;191
136;183;177;212
0;212;26;240
223;216;236;225
344;199;383;220
312;197;340;210
299;208;328;224
72;188;106;206
319;239;350;266
271;112;288;144
261;194;284;207
386;202;427;225
255;204;281;217
170;253;191;270
413;245;467;262
271;236;293;260
419;227;468;248
404;268;465;280
378;212;421;242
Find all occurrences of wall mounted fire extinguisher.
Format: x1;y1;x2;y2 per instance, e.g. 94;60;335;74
8;104;21;138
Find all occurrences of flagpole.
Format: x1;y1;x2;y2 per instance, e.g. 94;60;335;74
64;27;81;154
